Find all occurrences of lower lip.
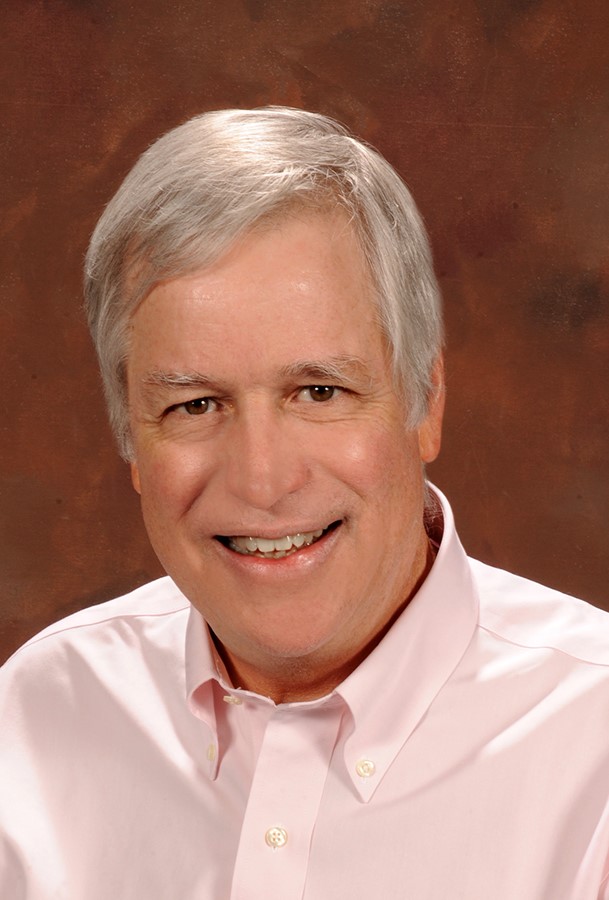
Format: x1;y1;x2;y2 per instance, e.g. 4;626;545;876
216;524;342;577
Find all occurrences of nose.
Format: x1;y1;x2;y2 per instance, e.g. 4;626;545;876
221;403;309;511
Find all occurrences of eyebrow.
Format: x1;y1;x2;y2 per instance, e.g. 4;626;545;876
279;356;373;389
139;371;224;403
142;370;218;390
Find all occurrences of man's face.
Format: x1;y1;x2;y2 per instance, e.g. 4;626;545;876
127;210;443;700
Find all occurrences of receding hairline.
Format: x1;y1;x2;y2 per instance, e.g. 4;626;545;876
119;190;365;319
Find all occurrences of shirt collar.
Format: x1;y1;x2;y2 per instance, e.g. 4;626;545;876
184;483;479;795
184;608;231;779
335;483;479;799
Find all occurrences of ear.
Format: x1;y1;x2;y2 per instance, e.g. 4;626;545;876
418;355;445;464
130;461;142;495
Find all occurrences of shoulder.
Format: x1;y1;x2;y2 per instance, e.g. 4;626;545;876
0;577;193;753
2;576;190;674
471;558;609;667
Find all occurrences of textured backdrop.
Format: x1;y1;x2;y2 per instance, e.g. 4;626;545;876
2;0;608;662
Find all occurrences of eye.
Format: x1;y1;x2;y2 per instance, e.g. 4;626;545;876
177;397;217;416
301;385;338;403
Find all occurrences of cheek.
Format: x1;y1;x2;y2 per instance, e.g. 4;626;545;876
323;424;419;501
136;444;213;517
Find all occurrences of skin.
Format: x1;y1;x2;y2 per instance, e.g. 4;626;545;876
127;209;444;703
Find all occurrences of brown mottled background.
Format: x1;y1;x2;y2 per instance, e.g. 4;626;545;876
1;0;608;663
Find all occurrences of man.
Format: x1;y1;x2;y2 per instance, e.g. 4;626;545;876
2;107;609;899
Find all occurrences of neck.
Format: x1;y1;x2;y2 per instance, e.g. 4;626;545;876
215;640;372;704
211;539;436;704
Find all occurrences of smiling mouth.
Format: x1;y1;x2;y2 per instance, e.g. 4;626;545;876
217;521;341;559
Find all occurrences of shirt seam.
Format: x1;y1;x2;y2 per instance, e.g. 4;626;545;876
6;604;191;663
478;622;609;670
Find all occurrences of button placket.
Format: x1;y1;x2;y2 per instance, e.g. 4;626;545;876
230;703;343;899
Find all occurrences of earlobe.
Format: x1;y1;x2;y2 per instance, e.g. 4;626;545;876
130;462;142;495
418;356;445;464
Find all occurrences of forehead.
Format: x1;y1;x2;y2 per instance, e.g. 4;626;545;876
133;208;378;326
125;200;376;318
127;209;392;384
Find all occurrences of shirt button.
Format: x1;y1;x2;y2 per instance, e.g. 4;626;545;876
223;694;243;705
265;826;288;849
355;758;376;778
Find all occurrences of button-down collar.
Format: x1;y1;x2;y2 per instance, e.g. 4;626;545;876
336;484;479;799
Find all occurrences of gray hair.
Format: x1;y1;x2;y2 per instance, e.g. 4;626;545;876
84;106;443;460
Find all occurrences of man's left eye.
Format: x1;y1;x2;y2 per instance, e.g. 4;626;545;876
180;397;215;415
301;385;337;402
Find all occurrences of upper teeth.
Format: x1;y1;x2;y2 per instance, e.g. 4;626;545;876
228;529;324;556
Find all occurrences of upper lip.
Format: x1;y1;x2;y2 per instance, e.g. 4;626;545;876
215;520;342;540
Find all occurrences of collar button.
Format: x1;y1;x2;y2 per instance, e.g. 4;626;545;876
223;694;243;705
355;758;376;778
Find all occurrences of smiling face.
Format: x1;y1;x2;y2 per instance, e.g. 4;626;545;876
127;209;444;701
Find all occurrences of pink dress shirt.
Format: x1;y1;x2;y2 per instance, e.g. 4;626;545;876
2;486;609;899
